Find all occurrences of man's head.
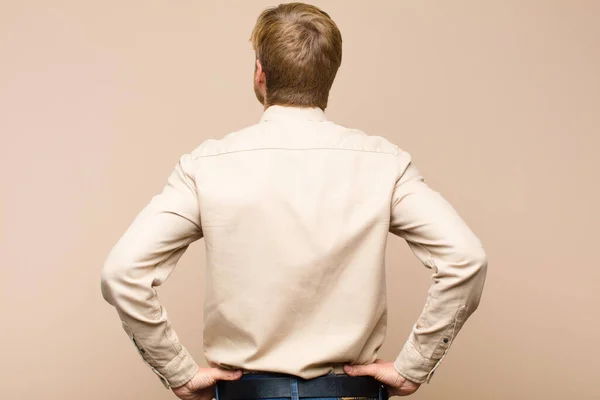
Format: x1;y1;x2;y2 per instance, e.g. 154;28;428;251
250;2;342;110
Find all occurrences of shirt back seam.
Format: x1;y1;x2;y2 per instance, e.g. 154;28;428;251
192;146;398;160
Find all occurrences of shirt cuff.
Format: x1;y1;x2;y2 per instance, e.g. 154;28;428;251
393;341;443;384
152;345;199;389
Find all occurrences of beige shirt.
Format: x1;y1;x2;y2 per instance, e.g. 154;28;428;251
100;105;487;390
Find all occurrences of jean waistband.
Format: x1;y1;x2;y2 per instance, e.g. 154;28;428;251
240;371;340;380
241;364;347;378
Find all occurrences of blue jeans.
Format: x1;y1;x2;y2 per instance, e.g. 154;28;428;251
215;372;385;400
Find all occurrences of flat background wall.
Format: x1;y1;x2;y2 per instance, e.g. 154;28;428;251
1;1;598;399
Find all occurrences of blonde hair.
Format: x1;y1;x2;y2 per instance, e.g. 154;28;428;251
250;2;342;110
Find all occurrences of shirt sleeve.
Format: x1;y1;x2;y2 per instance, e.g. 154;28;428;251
100;153;203;390
389;149;488;384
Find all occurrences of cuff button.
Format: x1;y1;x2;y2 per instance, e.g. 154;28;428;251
443;338;449;343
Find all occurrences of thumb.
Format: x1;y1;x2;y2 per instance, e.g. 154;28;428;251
343;364;378;377
209;368;243;381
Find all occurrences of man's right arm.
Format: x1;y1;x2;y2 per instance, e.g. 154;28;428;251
388;149;488;384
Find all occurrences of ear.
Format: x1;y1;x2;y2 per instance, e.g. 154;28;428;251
255;58;262;74
255;59;265;83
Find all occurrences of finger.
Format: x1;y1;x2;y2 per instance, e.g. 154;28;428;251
343;364;379;377
184;372;215;391
209;368;243;381
345;363;405;388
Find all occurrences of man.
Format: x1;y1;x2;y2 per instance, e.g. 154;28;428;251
100;2;487;400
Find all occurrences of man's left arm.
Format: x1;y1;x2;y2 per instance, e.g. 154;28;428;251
100;153;203;390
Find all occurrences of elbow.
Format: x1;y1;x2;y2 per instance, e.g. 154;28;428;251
442;242;488;313
100;260;116;304
470;246;488;275
100;253;126;305
455;241;488;275
464;246;488;313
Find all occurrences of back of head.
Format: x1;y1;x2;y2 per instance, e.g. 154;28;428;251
250;2;343;110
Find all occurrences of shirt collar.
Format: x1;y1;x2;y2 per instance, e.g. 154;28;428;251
259;105;328;123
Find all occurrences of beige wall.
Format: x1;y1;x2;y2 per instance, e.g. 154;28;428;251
1;1;598;399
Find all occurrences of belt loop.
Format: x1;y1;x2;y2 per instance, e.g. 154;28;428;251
290;376;299;400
